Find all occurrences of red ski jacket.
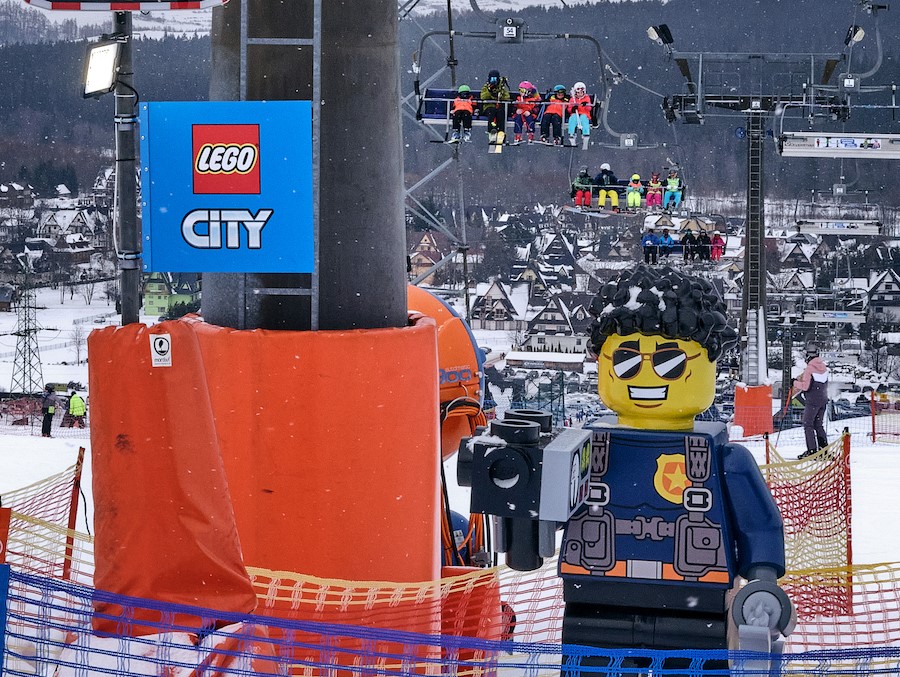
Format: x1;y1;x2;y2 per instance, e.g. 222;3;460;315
567;94;592;116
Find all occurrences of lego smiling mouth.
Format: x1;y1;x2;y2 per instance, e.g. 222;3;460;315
628;385;669;401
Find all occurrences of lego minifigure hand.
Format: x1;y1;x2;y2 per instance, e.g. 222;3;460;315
732;566;797;637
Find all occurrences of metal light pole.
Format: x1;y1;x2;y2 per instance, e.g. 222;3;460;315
113;11;140;325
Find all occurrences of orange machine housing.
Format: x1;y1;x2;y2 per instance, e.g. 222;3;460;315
407;285;484;459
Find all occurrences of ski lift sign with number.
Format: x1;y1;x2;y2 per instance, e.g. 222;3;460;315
23;0;226;10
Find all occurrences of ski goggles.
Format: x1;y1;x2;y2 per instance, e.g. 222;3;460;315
609;344;700;381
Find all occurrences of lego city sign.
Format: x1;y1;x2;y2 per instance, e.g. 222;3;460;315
24;0;226;10
140;101;314;273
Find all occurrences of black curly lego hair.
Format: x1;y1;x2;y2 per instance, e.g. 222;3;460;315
588;265;738;361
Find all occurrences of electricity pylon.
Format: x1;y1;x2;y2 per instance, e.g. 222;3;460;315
11;254;43;395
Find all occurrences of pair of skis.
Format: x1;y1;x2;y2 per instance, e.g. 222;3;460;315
488;130;506;154
533;136;590;150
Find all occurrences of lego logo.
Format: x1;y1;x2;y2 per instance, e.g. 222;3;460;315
195;144;258;174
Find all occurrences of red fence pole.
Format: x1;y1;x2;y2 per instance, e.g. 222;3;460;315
61;447;85;581
871;394;877;443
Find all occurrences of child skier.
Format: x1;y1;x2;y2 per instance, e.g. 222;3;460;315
540;85;569;145
567;81;592;149
512;81;541;144
571;166;593;207
664;169;684;211
645;172;663;210
625;174;644;211
710;230;726;261
450;85;474;143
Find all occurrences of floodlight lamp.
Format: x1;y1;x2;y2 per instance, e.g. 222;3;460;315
844;25;865;46
647;24;673;46
82;36;123;99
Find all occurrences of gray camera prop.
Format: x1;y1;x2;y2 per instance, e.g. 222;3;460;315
458;410;591;570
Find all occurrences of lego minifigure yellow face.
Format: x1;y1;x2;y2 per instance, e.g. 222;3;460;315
598;332;716;430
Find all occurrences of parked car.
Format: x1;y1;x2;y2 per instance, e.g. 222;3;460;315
829;399;871;421
697;404;731;424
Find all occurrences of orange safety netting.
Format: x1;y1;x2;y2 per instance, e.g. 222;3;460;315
1;448;85;580
870;394;900;443
6;433;900;654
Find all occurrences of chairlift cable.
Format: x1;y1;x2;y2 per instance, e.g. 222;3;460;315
468;0;498;24
398;0;424;21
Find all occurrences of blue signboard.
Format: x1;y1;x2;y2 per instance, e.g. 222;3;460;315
139;101;313;273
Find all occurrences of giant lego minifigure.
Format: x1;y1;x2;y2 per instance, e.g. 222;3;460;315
460;265;794;674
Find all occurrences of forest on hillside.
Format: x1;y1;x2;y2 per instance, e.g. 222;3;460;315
2;0;900;209
0;34;209;191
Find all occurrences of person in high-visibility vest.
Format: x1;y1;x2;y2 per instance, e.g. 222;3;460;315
68;390;87;429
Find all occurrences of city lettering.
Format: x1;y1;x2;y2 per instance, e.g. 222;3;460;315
181;209;274;249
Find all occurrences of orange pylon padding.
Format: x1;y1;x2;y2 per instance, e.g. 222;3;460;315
88;321;258;635
184;314;441;583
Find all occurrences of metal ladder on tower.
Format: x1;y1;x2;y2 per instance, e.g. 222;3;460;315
206;0;322;330
742;110;767;384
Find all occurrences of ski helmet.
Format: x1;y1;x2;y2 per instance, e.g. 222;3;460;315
488;69;500;83
805;341;819;358
631;174;640;181
553;84;566;93
518;80;534;91
458;84;470;94
579;165;589;174
600;162;611;171
573;81;587;91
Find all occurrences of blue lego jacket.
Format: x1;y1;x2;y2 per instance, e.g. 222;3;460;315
560;420;785;597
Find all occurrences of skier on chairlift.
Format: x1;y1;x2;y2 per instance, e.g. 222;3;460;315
512;80;541;144
540;85;569;145
478;69;511;142
594;162;620;211
449;84;474;143
646;172;664;211
664;169;684;211
571;165;594;207
567;81;593;149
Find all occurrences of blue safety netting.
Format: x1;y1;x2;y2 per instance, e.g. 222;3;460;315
4;567;900;676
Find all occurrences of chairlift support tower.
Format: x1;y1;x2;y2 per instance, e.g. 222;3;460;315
656;45;848;385
10;260;43;395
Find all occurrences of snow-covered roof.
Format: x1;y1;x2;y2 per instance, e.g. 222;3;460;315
505;351;586;364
